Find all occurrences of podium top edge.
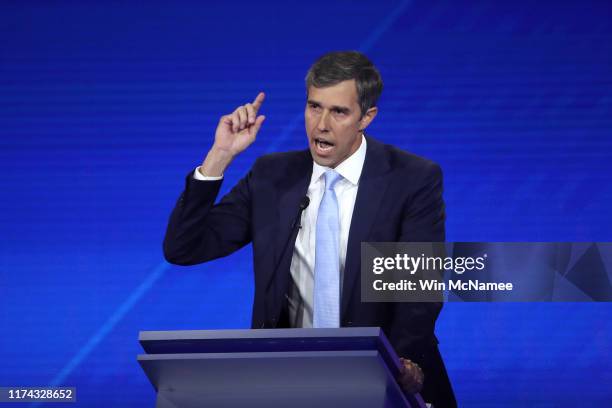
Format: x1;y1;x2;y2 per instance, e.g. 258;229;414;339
139;327;383;341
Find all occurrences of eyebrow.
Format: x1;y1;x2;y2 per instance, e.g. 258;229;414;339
307;99;351;114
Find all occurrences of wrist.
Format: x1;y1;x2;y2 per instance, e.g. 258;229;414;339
200;146;234;177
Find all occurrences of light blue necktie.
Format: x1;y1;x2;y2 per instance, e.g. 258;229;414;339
313;170;342;328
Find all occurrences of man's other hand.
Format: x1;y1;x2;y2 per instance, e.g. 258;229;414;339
398;357;425;395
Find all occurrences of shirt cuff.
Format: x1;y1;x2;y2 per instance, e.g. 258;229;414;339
193;167;223;181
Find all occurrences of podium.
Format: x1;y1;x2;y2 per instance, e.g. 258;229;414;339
138;327;426;408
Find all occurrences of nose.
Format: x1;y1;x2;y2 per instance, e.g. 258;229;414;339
316;109;329;132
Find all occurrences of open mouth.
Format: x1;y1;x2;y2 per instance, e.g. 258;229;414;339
314;138;335;152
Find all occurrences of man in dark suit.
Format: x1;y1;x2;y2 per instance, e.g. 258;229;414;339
164;51;456;407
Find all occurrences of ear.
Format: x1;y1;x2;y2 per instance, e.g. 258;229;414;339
359;106;378;131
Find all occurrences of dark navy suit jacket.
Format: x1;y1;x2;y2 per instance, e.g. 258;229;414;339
164;135;456;407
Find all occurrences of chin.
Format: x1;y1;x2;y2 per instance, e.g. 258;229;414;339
311;153;335;168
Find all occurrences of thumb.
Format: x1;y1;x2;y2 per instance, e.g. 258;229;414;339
251;115;266;135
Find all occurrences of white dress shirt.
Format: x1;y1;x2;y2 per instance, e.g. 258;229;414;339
194;135;367;328
288;135;367;327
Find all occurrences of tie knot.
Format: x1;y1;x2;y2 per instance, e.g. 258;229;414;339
324;170;342;191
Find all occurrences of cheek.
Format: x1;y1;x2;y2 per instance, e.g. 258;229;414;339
304;115;314;132
305;111;318;125
335;124;354;142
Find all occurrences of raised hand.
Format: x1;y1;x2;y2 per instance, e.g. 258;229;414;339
213;92;266;156
200;92;266;177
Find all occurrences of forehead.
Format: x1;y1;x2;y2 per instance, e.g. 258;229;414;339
307;79;359;108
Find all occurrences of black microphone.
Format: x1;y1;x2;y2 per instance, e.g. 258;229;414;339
284;195;310;261
264;196;310;328
292;196;310;229
300;195;311;210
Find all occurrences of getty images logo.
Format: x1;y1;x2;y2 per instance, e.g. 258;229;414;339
372;253;488;275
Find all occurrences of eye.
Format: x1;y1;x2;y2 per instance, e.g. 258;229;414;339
332;108;346;116
308;102;321;111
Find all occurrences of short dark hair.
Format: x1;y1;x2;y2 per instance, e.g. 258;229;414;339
305;51;383;117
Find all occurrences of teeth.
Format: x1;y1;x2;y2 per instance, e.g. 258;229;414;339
316;139;333;149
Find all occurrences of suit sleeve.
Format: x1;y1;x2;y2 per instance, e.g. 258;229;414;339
163;169;253;266
388;162;445;360
399;162;445;242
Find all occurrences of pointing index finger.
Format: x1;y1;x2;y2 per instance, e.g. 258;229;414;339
252;92;265;110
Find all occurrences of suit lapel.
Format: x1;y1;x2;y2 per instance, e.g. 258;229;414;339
341;136;392;318
266;150;313;321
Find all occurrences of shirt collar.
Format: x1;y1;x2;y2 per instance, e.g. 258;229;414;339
311;134;367;186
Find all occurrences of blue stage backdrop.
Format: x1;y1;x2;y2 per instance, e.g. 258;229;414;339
1;1;611;406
